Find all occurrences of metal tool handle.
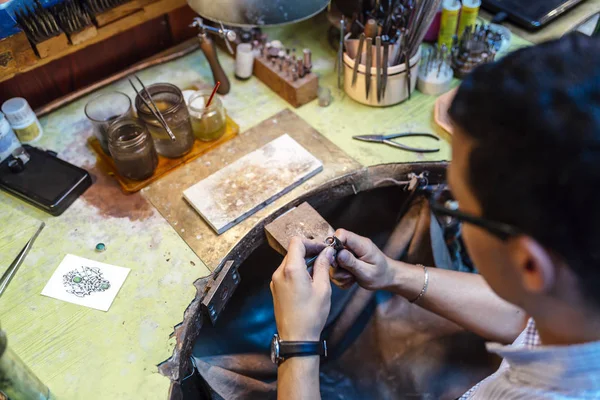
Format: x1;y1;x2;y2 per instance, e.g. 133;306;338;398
386;132;440;140
383;139;440;153
199;34;231;95
0;222;44;298
352;33;366;88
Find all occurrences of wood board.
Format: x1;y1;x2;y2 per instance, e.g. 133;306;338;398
143;109;361;270
265;202;334;256
89;115;239;194
183;134;323;234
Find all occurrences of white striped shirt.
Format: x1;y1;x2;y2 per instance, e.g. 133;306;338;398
460;318;600;399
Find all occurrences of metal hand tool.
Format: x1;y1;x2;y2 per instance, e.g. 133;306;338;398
353;133;440;153
338;19;345;89
365;37;373;99
402;31;411;100
381;40;389;99
352;33;366;87
305;236;346;269
376;36;382;103
0;222;44;298
129;75;176;141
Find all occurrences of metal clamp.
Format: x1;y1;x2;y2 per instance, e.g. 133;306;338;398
200;260;240;325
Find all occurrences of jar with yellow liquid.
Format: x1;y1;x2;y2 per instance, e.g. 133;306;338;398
188;90;227;142
135;83;195;158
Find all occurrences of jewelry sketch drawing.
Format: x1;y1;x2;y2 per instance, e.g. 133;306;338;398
63;266;111;297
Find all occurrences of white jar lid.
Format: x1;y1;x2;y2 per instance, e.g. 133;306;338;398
2;97;34;126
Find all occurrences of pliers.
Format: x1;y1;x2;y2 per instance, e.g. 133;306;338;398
353;132;440;153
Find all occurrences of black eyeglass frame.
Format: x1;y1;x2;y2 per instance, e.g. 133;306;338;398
426;186;522;241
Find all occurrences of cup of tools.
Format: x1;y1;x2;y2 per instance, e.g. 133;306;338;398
343;47;420;107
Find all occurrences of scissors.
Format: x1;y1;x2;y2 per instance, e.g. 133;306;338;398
353;132;440;153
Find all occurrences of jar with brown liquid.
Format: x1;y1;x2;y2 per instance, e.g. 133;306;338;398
108;118;158;180
135;83;195;158
188;90;227;142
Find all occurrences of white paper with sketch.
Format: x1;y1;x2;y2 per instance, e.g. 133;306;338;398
41;254;130;311
183;134;323;234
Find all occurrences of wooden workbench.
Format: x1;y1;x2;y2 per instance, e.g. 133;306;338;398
0;16;530;399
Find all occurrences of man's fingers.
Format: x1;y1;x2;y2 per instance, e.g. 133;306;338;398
336;249;365;274
302;238;327;257
284;237;308;274
330;266;353;282
335;229;372;258
313;247;335;285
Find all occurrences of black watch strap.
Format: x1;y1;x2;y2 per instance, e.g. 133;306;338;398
279;341;327;358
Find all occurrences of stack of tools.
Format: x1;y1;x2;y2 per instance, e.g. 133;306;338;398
14;0;62;44
81;0;131;16
12;0;133;56
50;0;93;42
417;44;453;95
450;24;504;78
341;0;442;107
258;41;313;81
253;38;318;108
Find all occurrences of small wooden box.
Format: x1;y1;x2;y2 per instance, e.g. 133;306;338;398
253;57;318;108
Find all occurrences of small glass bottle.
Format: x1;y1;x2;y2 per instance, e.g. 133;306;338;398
1;97;43;143
84;91;133;155
0;111;22;163
108;118;158;181
188;90;227;142
135;83;195;158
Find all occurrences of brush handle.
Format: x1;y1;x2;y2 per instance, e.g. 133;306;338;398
199;34;230;95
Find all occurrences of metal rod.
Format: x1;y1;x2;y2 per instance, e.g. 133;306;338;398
0;222;45;298
338;19;345;89
129;75;176;141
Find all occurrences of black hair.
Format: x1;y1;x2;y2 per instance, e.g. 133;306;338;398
449;33;600;305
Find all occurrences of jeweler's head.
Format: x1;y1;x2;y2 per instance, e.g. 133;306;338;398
448;33;600;315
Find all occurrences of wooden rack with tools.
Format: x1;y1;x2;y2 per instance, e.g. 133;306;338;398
0;0;187;83
253;49;318;108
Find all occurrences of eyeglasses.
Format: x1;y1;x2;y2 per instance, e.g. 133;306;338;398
426;186;521;241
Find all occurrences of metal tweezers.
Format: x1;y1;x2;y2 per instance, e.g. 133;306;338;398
353;132;440;153
0;222;45;298
128;75;176;141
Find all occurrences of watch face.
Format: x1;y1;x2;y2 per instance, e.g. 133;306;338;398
270;334;280;365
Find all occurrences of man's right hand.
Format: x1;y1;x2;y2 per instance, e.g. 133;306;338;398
331;229;394;290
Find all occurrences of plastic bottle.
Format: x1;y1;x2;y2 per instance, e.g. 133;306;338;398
1;97;43;144
458;0;481;38
0;112;22;163
438;0;461;49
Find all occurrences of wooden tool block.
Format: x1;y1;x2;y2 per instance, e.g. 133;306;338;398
35;34;70;59
253;57;318;108
183;134;323;235
94;1;145;27
265;202;334;256
69;25;98;45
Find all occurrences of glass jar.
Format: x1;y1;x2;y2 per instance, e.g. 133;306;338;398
188;90;227;142
135;83;195;158
108;118;158;181
84;92;133;155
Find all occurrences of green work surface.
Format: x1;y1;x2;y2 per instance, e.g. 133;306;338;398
0;15;530;399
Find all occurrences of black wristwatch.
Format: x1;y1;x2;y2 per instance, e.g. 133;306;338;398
270;333;327;365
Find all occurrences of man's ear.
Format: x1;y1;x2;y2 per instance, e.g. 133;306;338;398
508;236;556;294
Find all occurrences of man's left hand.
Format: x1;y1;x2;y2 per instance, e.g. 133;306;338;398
270;237;334;341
